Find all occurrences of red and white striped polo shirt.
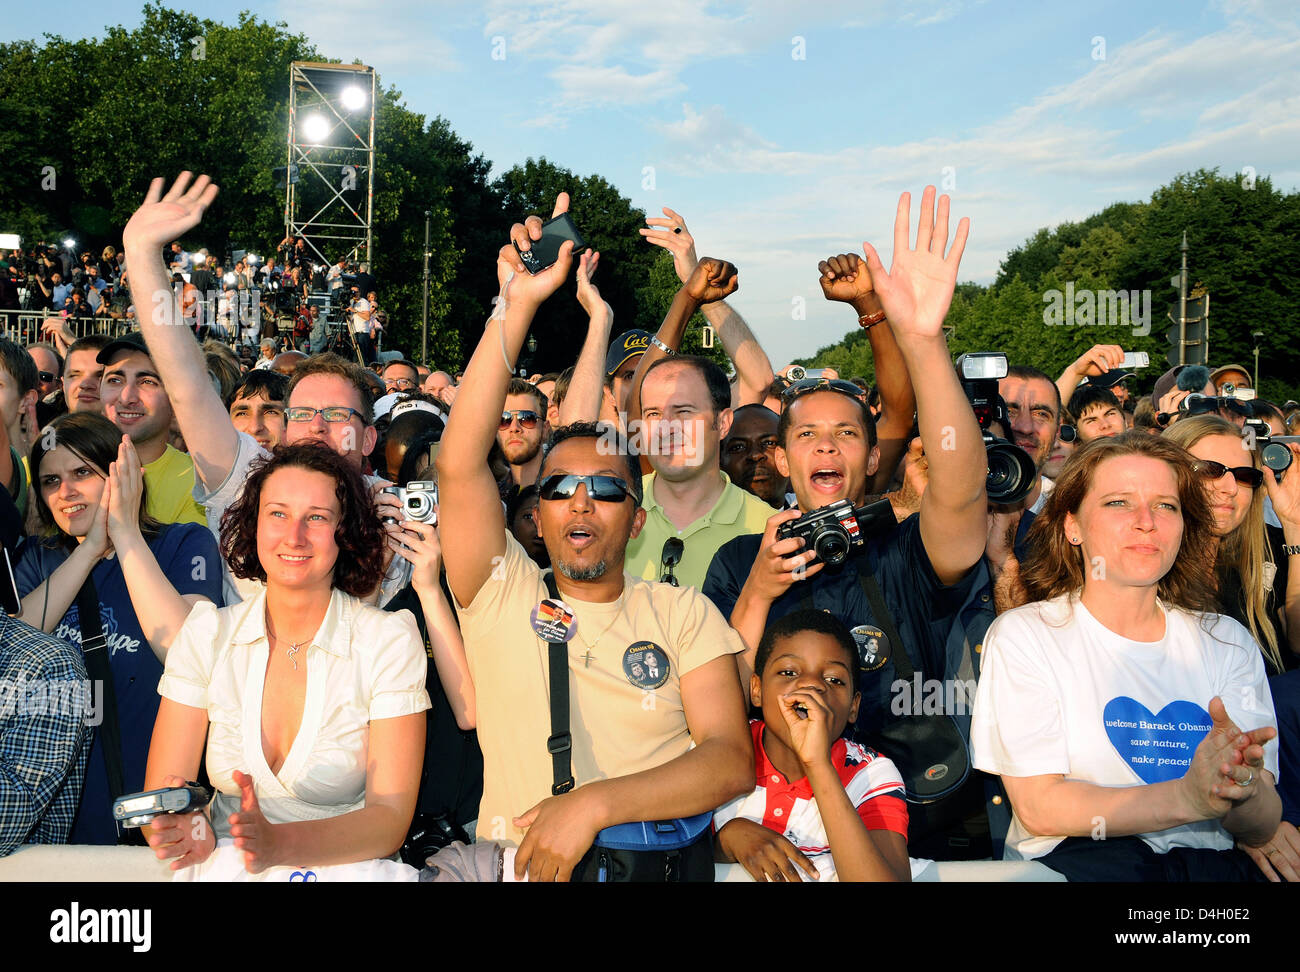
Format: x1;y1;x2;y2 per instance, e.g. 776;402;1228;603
714;720;909;881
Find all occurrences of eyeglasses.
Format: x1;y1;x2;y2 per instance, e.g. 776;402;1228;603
385;377;416;391
1192;459;1263;488
780;378;867;406
500;409;541;430
660;537;684;586
38;371;55;384
537;474;635;503
284;406;364;424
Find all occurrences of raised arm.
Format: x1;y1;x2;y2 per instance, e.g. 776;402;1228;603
817;252;915;493
106;437;208;661
862;188;985;584
120;173;239;490
642;208;773;406
625;258;738;424
1056;343;1124;407
436;194;576;609
558;251;614;425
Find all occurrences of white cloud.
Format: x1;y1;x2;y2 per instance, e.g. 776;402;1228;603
274;0;461;74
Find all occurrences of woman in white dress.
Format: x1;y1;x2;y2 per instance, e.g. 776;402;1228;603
972;431;1293;880
143;443;428;874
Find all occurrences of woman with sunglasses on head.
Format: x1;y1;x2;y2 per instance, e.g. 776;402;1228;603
142;443;428;876
16;412;222;844
971;431;1292;881
1163;415;1300;674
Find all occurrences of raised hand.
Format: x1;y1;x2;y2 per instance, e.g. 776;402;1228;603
122;173;219;253
818;252;877;305
640;207;699;284
1263;442;1300;527
574;250;611;323
684;257;738;305
497;193;577;310
1069;344;1125;378
105;436;143;548
861;186;969;341
396;518;443;594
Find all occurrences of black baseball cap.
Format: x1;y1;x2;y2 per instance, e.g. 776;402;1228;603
605;330;653;377
96;331;151;365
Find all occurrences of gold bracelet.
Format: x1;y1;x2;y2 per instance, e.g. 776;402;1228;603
858;309;886;329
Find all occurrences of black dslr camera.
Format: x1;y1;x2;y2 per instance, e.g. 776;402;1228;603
776;498;895;567
957;352;1036;505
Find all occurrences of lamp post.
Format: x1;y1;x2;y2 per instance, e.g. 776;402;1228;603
1252;330;1264;388
421;210;431;367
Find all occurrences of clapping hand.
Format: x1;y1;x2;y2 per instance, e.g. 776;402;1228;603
229;770;283;874
104;435;144;549
861;187;969;341
1180;697;1275;820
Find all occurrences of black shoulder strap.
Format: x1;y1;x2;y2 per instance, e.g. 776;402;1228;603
856;568;914;680
541;571;574;796
797;557;914;680
75;575;127;804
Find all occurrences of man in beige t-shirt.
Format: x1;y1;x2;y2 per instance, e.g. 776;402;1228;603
438;194;752;880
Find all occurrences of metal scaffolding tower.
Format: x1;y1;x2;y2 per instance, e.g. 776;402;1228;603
284;61;376;270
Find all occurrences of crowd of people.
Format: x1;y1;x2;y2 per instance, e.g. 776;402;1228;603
2;230;385;363
0;172;1296;884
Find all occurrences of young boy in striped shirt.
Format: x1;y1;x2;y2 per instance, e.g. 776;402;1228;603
714;609;911;881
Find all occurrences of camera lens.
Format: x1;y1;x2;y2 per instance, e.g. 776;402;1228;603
1262;442;1293;474
812;524;850;566
985;439;1036;505
405;492;432;521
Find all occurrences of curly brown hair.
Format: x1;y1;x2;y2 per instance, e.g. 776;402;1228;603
219;443;386;597
1021;430;1219;612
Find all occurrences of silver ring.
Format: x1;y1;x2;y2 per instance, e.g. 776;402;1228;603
1238;769;1255;787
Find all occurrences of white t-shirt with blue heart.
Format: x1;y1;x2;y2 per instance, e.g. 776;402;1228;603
971;593;1279;861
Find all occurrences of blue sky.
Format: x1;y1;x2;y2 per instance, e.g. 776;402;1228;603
7;0;1299;365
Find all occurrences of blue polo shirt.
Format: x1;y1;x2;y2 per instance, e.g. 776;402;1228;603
703;512;986;738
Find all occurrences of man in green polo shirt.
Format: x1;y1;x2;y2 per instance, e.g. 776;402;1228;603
624;355;773;590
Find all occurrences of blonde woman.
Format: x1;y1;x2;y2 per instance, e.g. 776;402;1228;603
1163;415;1300;675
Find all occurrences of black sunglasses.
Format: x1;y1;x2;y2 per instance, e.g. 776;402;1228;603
660;537;684;586
1193;459;1263;488
537;474;635;503
780;377;867;406
38;371;56;384
500;409;541;430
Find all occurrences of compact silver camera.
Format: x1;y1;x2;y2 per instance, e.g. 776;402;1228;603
112;783;211;828
381;481;438;524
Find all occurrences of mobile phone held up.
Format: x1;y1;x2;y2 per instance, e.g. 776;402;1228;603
514;213;587;275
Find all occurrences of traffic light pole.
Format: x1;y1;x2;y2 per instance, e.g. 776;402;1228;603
1177;231;1188;367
